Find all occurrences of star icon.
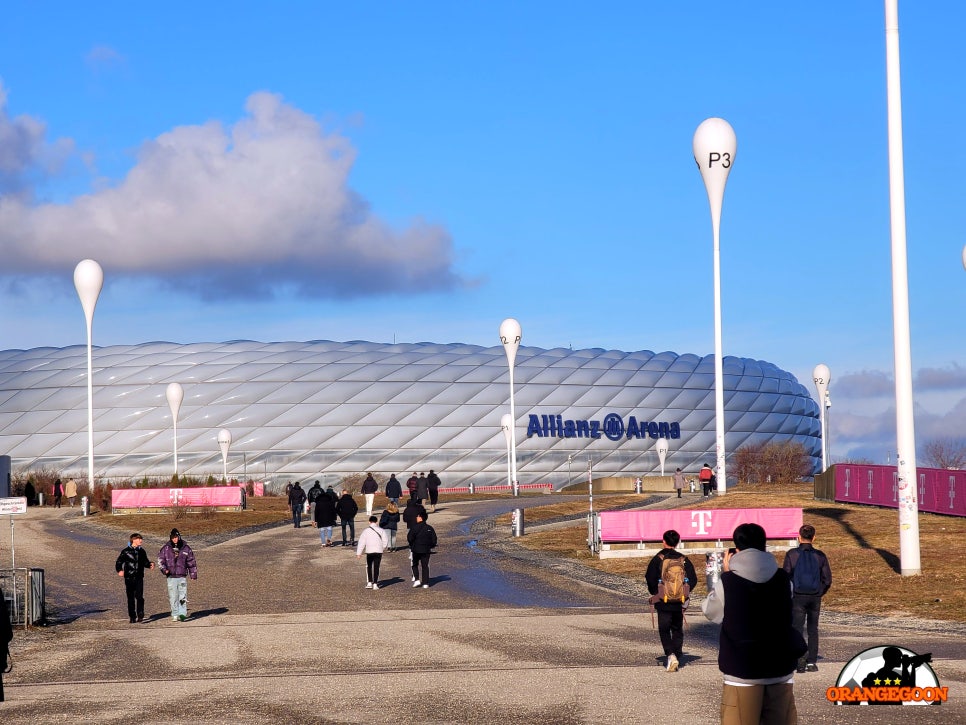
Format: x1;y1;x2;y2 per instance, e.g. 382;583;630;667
873;678;882;685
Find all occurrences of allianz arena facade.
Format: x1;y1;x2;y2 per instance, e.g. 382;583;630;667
0;340;821;489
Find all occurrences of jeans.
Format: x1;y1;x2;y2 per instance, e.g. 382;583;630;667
291;505;303;527
656;607;684;659
341;518;355;544
366;553;383;584
792;593;822;665
387;529;397;550
124;576;145;621
166;577;188;619
319;526;333;545
412;552;431;584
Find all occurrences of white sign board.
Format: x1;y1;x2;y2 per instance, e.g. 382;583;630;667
0;496;28;515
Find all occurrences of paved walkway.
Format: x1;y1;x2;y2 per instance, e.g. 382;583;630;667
2;499;964;723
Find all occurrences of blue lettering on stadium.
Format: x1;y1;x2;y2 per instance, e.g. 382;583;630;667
526;413;680;441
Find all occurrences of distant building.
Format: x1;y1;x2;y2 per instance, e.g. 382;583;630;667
0;340;821;488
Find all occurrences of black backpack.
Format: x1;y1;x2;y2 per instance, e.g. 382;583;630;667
792;548;822;595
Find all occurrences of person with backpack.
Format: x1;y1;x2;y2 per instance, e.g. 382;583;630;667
644;529;697;672
782;523;832;674
699;463;714;497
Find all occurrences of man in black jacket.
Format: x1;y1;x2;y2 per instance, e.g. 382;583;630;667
115;532;155;623
335;490;359;546
703;523;806;725
645;529;697;672
782;524;832;673
288;482;307;528
407;512;437;588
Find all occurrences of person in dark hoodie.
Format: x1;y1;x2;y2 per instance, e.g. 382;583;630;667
115;532;155;623
288;482;307;528
313;489;339;547
415;473;429;504
385;474;403;505
426;470;441;512
407;511;437;588
402;495;427;531
335;490;359;546
158;528;198;622
702;523;806;725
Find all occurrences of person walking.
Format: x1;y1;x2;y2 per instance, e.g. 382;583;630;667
288;482;307;528
672;468;686;498
702;523;806;725
23;479;36;506
385;474;403;505
325;484;338;503
65;478;78;507
336;490;359;546
402;495;427;531
782;524;832;674
426;470;441;512
313;489;338;547
416;473;429;505
645;529;697;672
361;473;379;517
406;473;418;498
158;528;198;622
356;516;390;589
699;463;714;497
378;501;401;551
115;532;155;623
307;481;323;520
407;511;437;588
52;478;64;508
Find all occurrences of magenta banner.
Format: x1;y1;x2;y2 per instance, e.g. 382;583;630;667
112;486;244;510
599;508;802;543
834;464;966;517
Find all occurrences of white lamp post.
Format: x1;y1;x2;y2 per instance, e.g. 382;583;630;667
500;414;513;490
73;259;103;497
884;0;920;576
166;383;184;477
694;118;736;496
812;364;831;471
962;244;965;271
218;429;232;482
499;318;522;496
655;438;669;477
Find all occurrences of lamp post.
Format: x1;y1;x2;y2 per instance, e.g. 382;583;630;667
500;413;513;490
166;383;184;478
693;118;736;496
656;438;669;477
218;429;232;483
73;259;103;498
499;318;522;497
962;244;966;271
884;0;920;576
812;364;831;471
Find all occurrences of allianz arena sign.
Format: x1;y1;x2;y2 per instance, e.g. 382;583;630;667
527;413;680;442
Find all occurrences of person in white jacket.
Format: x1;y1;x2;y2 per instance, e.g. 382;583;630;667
356;516;389;590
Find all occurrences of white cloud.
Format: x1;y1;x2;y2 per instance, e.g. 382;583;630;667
0;91;466;299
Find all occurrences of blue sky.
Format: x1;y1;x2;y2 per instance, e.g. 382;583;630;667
1;2;963;464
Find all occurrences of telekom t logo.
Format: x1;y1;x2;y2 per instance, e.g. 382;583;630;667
691;511;713;535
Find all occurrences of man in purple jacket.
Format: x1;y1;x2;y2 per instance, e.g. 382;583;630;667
158;528;198;622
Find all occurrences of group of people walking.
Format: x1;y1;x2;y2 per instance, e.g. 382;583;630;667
646;523;831;724
115;528;198;623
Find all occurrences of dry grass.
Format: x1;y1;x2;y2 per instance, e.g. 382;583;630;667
517;483;966;622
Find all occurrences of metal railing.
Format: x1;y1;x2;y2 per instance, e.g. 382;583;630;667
1;568;45;629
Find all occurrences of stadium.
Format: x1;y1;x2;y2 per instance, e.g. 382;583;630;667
0;340;822;488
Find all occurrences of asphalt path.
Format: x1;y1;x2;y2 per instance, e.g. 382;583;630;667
2;495;965;723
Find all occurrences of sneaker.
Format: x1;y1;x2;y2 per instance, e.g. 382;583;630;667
421;584;429;589
412;575;416;582
796;663;807;674
372;583;379;590
412;580;421;587
365;582;373;589
806;663;819;673
136;616;144;623
666;654;679;672
178;614;187;622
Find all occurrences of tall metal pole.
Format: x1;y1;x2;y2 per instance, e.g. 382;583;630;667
693;118;736;496
500;414;513;490
166;383;184;478
73;260;103;499
813;364;831;471
500;318;522;497
884;0;920;575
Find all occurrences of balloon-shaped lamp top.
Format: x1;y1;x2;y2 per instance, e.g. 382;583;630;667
692;118;737;222
812;363;830;400
656;438;669;455
166;382;184;416
499;318;522;366
218;428;232;458
73;259;104;323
